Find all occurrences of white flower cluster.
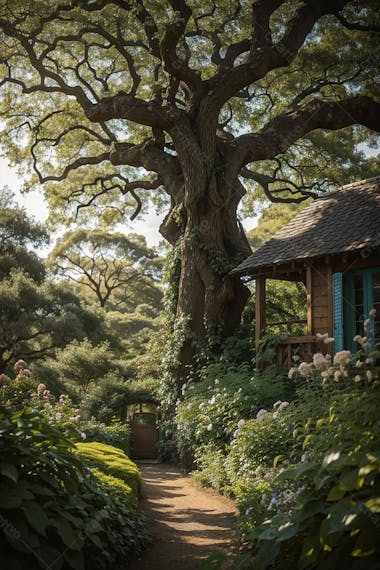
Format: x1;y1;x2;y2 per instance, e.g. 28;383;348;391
289;333;377;385
315;332;334;344
333;350;352;366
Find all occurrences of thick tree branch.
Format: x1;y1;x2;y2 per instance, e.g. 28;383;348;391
160;1;202;90
109;140;179;175
250;0;284;51
231;95;380;170
110;139;184;208
85;92;171;130
207;0;349;106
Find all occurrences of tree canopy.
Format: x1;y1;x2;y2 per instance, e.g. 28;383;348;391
0;203;108;372
49;229;163;309
1;0;379;373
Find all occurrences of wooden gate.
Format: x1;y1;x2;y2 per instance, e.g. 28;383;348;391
130;412;159;459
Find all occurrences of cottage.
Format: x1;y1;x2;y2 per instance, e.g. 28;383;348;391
233;177;380;366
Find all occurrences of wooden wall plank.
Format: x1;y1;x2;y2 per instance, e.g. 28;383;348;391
255;277;266;352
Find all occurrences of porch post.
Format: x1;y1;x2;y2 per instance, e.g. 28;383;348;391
255;277;266;352
306;266;313;335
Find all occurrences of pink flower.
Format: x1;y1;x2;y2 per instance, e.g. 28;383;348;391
37;383;47;393
0;373;10;382
59;395;66;404
14;359;27;370
21;368;32;376
55;412;62;422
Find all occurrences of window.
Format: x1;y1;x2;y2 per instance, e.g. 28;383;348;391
343;268;380;352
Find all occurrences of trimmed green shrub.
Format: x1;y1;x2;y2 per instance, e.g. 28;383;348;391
75;441;141;495
91;468;137;509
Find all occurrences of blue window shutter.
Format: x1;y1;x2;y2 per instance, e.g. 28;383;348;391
332;272;343;352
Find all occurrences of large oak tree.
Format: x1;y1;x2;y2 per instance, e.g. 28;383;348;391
0;0;379;371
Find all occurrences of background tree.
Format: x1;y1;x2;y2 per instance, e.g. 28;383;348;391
0;200;108;372
0;193;48;282
49;338;116;396
0;0;379;373
49;229;163;309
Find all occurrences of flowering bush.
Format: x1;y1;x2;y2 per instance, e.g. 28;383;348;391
175;362;291;467
247;339;380;569
1;361;132;452
0;362;38;409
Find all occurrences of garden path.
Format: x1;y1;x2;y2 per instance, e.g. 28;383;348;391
127;462;238;570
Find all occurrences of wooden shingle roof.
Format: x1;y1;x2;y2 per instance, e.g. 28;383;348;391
233;177;380;276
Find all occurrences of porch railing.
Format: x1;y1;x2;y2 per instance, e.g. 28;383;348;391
276;336;331;368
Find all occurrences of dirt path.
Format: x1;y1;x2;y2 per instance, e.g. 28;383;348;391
127;462;238;570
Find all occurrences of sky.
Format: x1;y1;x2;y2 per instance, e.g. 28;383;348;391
0;156;258;250
1;156;166;246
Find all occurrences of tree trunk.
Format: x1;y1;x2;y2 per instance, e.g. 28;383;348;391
174;175;251;377
162;115;252;380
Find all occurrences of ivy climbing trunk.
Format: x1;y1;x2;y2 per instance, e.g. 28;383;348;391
171;119;252;377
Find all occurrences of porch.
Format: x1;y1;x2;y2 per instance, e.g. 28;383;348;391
276;335;331;368
254;268;333;367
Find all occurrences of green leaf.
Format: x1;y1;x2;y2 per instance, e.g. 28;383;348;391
339;469;364;491
22;501;50;536
302;434;313;450
297;501;326;522
316;418;324;430
273;454;285;467
276;521;299;542
0;495;22;509
276;461;315;482
300;530;321;564
87;532;104;549
54;520;83;550
359;464;377;477
314;474;333;490
63;549;85;570
326;485;347;501
0;463;18;483
84;518;103;534
365;497;380;513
